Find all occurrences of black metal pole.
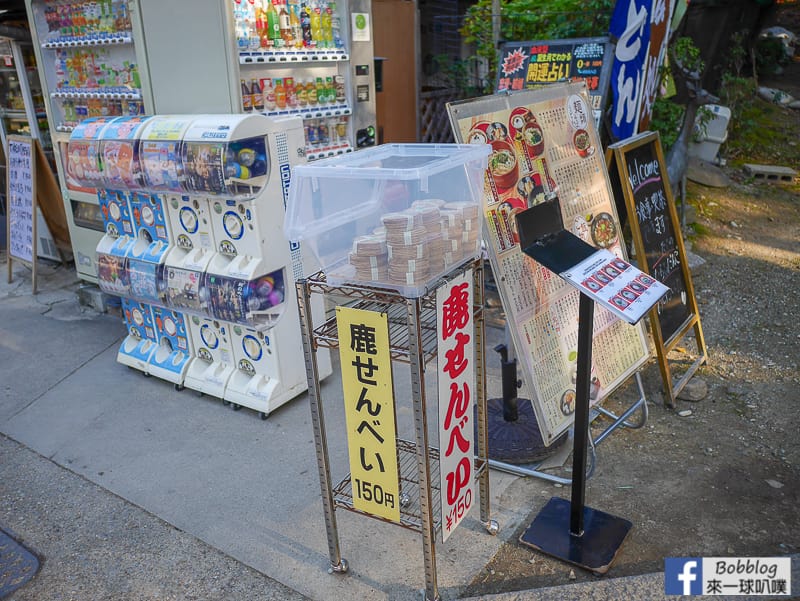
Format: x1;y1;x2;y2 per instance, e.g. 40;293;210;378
495;344;519;422
570;292;594;537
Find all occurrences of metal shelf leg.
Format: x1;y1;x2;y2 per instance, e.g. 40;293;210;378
296;279;347;575
406;297;439;601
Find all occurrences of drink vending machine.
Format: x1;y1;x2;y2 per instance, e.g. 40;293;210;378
68;112;331;418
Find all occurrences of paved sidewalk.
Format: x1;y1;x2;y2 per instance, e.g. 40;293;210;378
4;257;794;600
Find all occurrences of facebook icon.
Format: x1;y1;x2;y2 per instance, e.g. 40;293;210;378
665;557;703;595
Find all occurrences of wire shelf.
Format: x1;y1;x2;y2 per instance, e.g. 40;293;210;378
331;439;488;534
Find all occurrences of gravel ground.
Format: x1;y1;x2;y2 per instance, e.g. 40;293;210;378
462;130;800;597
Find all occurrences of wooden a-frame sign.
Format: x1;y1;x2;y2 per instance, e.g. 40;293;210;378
605;131;707;407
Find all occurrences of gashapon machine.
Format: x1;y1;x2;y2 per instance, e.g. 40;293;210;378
183;114;325;417
70;111;331;418
69;117;152;372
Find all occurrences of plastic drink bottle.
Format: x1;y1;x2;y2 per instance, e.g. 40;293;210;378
241;79;252;111
285;77;297;108
329;1;342;48
306;78;317;105
251;78;264;111
261;78;276;110
279;2;293;46
274;77;287;109
296;77;308;106
289;2;303;49
315;76;326;104
270;0;283;47
254;0;265;44
300;4;312;48
310;0;322;48
321;1;333;49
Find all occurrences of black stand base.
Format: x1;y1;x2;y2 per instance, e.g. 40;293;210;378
479;397;568;464
519;497;632;574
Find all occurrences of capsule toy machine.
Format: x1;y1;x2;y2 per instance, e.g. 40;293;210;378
184;114;327;416
149;305;193;386
135;117;208;316
67;118;131;296
119;297;159;371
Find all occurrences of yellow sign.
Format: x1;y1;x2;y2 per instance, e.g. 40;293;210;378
336;306;400;522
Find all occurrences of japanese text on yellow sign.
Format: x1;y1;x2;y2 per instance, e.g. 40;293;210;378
336;306;400;522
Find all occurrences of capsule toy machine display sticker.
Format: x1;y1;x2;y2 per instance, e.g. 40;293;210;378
448;82;650;445
99;115;152;191
336;306;400;523
67;117;115;189
139;117;193;193
121;298;157;344
205;270;285;326
437;270;475;542
96;188;135;296
182;141;227;194
161;265;206;314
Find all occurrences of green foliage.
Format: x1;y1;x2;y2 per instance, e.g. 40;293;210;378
650;96;685;152
649;37;707;153
460;0;613;94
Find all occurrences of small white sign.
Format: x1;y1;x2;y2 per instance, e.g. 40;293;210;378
351;13;370;42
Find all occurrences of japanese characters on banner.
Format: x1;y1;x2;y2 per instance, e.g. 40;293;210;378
448;83;650;444
495;37;613;126
336;306;400;522
609;0;675;140
437;270;475;542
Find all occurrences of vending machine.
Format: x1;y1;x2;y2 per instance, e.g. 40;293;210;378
230;0;378;160
67;112;331;418
24;0;240;282
27;0;378;282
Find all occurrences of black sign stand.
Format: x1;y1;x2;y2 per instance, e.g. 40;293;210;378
513;199;665;574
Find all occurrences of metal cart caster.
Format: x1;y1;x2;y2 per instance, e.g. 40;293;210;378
232;403;242;411
484;519;499;535
174;383;184;391
327;558;348;574
419;589;440;601
400;492;411;507
259;412;269;420
222;399;230;406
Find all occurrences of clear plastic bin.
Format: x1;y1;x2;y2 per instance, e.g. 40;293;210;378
284;143;490;297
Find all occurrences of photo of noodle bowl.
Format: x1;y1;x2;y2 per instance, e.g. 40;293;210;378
573;128;593;157
522;122;545;157
489;140;519;190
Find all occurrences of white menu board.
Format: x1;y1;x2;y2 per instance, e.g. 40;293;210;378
448;83;650;444
7;136;35;264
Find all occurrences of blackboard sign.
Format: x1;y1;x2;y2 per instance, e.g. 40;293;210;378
6;135;38;293
495;37;612;125
606;131;707;406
